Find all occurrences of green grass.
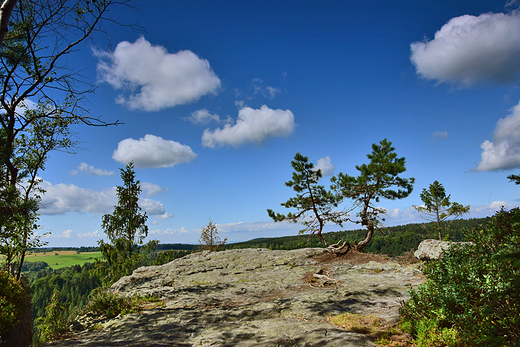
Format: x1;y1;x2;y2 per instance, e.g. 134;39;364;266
23;251;103;269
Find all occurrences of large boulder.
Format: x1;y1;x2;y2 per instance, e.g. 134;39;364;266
44;248;424;347
414;239;472;261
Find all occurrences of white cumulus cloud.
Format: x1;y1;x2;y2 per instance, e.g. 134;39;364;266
140;198;171;218
96;37;221;111
39;182;116;215
70;162;115;176
314;156;335;176
39;181;171;217
410;11;520;86
113;134;197;168
475;100;520;171
202;105;295;148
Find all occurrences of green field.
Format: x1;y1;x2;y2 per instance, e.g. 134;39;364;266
23;251;103;270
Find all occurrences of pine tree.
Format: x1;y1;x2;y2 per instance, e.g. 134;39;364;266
98;162;149;283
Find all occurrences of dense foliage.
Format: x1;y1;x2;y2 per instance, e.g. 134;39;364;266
0;270;25;339
400;208;520;346
35;291;68;342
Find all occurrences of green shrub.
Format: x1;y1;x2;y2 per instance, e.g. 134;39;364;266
82;289;134;318
36;291;68;342
82;289;160;319
0;271;26;339
414;316;461;347
400;208;520;346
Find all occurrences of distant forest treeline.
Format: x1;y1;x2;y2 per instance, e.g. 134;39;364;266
29;217;487;257
224;217;487;256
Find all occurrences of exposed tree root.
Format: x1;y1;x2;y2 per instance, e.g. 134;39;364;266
326;240;351;256
310;268;338;287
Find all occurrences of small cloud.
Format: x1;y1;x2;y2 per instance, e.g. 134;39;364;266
70;162;115;176
141;182;169;197
62;229;75;238
431;131;448;142
202;105;295;148
470;201;516;217
95;36;221;111
182;109;233;125
113;134;197;168
149;227;194;235
252;79;282;99
45;229;102;239
475;100;520;171
410;11;520;86
314;156;335;176
140;198;170;217
155;212;172;219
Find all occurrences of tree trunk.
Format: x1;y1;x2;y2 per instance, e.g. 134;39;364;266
355;224;374;252
0;0;17;47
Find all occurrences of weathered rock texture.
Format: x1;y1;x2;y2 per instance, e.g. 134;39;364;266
45;248;424;347
414;239;472;261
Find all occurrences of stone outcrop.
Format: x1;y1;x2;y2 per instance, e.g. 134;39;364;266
414;239;473;261
44;248;424;347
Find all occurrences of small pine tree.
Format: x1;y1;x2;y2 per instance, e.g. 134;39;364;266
98;162;150;283
198;219;227;251
413;180;470;240
36;291;67;342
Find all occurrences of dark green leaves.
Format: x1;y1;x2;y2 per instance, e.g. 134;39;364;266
269;139;414;251
267;153;344;246
99;162;149;284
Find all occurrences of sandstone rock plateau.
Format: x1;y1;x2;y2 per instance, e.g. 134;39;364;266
45;248;424;347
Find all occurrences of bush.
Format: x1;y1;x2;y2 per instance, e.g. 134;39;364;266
36;291;68;342
400;208;520;346
81;289;160;319
0;271;26;340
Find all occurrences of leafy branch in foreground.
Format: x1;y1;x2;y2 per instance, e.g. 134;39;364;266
1;0;135;279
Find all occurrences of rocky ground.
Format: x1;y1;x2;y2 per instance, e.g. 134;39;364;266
44;248;424;347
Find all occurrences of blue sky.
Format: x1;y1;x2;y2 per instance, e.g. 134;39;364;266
36;0;520;247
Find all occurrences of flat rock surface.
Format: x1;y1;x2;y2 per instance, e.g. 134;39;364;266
44;248;424;347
